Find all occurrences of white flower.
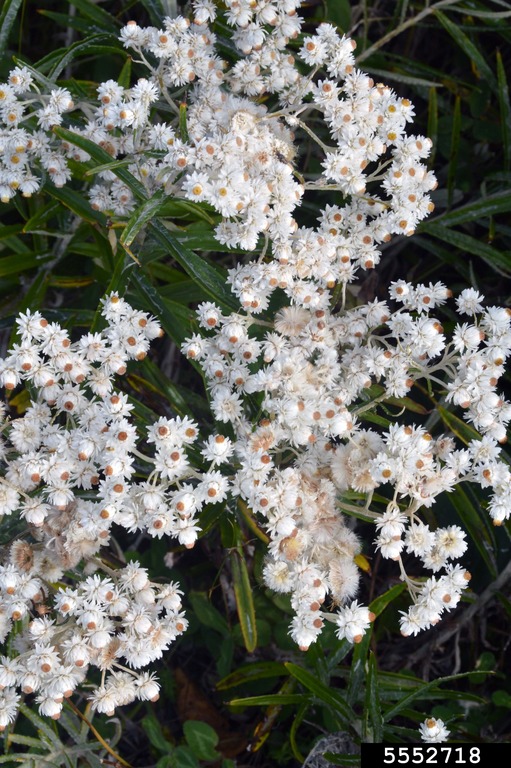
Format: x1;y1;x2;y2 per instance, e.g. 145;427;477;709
335;601;373;644
419;717;450;743
0;688;20;730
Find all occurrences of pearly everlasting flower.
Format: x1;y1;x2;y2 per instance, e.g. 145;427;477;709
335;602;374;644
1;1;510;730
419;717;450;743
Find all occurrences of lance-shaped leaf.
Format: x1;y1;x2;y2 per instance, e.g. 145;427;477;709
230;548;257;653
363;652;383;743
0;0;23;52
284;662;358;731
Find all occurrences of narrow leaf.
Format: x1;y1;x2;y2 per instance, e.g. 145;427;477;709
130;271;195;345
149;220;238;311
363;652;383;742
437;405;484;445
448;485;497;577
420;222;511;274
36;35;122;79
369;582;407;618
0;252;53;278
384;671;488;721
52;126;147;200
447;95;461;209
229;694;308;707
70;0;119;30
22;201;61;233
0;0;23;52
44;183;107;225
217;661;287;690
434;190;511;226
284;662;357;726
497;50;511;171
427;86;438;168
230;549;257;653
120;189;168;248
365;67;440;88
434;11;497;91
189;592;230;637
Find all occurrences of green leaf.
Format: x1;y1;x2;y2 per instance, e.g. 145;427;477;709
138;0;168;26
289;703;308;763
384;395;429;415
434;190;511;227
0;223;24;241
448;485;497;577
420;221;511;274
284;663;357;728
120;189;169;249
36;35;123;79
436;405;484;445
84;157;136;178
0;251;53;278
492;689;511;708
21;201;61;233
369;582;407;618
229;693;309;707
118;55;132;89
44;182;107;225
217;661;287;690
37;10;95;34
383;671;488;722
18;703;61;747
427;86;438;168
323;754;361;767
434;11;497;92
365;67;440;89
447;95;461;208
70;0;119;31
0;0;23;52
363;652;383;743
497;50;511;171
130;271;195;346
230;549;257;652
148;220;238;311
189;591;230;637
169;747;199;768
156;758;174;768
182;721;220;762
325;0;351;32
53;126;148;200
179;102;190;142
142;713;174;754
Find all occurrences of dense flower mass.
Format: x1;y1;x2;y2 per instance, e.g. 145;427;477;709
0;297;204;723
1;0;510;733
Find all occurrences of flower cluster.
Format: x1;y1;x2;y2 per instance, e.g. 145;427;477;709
183;282;511;643
1;0;510;738
0;295;234;725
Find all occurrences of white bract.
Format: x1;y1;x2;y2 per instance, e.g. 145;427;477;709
1;0;510;732
419;717;450;743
